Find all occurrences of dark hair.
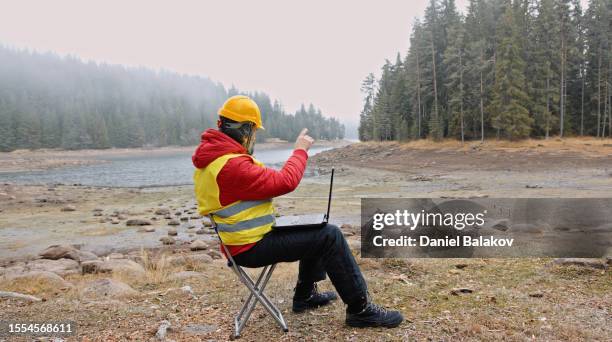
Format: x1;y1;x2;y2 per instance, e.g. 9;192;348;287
219;116;254;146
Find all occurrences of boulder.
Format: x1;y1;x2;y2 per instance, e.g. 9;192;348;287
155;208;170;215
167;253;213;267
39;244;78;260
81;260;103;274
107;253;125;259
1;263;26;276
190;240;208;251
160;236;176;245
341;223;353;230
81;278;138;299
75;250;99;262
27;258;80;277
207;250;222;260
1;271;73;294
98;259;145;278
126;219;152;226
167;228;178;236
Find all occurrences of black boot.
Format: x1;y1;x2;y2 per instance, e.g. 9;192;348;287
346;303;403;328
292;283;338;313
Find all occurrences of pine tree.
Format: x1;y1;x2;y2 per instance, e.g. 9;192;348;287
489;2;533;140
444;16;467;142
359;73;376;141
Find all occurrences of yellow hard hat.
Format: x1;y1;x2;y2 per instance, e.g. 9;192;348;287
218;95;264;130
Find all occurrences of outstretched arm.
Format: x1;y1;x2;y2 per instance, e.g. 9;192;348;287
217;129;315;204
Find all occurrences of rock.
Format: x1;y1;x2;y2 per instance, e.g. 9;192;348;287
340;223;353;230
169;271;205;281
126;219;152;226
207;250;222;260
195;229;206;235
174;212;182;216
93;208;103;212
189;215;201;220
1;271;73;293
190;240;208;251
98;259;146;278
164;215;172;219
525;184;543;189
81;260;103;274
0;291;42;302
180;217;189;221
160;236;176;245
39;245;78;260
553;258;607;269
73;251;98;262
61;205;76;212
167;228;178;236
107;253;125;259
529;292;544;298
168;219;180;226
111;219;120;224
27;258;80;277
348;239;361;252
155;320;171;341
202;220;213;228
450;287;474;295
81;278;138;299
117;214;128;220
167;253;213;267
93;212;103;216
138;226;156;233
155;208;171;215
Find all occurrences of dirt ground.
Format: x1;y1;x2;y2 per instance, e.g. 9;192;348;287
0;137;611;341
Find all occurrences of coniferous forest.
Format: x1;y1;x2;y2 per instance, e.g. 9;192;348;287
0;47;344;152
359;0;611;141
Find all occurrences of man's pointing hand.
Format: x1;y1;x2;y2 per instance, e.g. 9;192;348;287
295;128;314;152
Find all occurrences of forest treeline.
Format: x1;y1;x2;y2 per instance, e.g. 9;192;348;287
359;0;610;141
0;46;344;152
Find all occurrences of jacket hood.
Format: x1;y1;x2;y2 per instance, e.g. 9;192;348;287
192;128;247;169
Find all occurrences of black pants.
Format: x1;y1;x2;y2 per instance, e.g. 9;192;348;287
233;224;368;311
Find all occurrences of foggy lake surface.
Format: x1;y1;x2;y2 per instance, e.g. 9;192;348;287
0;146;332;188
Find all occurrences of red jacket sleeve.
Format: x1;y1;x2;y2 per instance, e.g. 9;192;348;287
217;149;308;205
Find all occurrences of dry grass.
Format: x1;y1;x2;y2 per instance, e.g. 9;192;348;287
137;249;177;286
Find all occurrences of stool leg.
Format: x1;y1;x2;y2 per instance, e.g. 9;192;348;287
234;265;289;335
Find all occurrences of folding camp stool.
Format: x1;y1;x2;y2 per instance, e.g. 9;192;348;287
209;216;288;338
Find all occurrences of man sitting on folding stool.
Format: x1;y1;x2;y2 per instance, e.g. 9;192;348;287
192;95;403;329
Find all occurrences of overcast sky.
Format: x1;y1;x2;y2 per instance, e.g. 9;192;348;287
0;0;588;127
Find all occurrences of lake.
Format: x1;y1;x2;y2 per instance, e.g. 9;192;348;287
0;146;332;188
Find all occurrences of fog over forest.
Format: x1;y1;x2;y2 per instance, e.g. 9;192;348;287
0;46;345;152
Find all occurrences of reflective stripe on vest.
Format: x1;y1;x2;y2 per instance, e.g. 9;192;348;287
193;153;275;245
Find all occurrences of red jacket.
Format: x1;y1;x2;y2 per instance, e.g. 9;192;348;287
192;128;308;255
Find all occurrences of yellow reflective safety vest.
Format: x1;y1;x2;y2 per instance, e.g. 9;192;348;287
193;153;274;245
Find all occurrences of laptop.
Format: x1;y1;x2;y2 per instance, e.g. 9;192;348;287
273;168;334;230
